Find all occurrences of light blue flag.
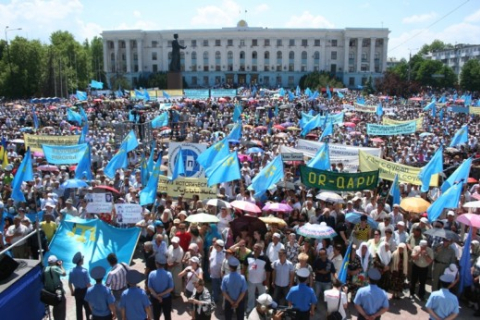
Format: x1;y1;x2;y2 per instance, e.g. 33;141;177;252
75;144;94;181
274;104;279;117
44;219;140;283
301;114;323;136
449;125;468;147
357;97;365;104
140;157;162;205
32;108;39;130
295;85;301;97
279;88;285;97
197;138;230;170
67;108;83;124
453;93;458;101
326;85;332;99
129;110;138;123
134;89;145;100
305;88;312;97
144;89;150;101
140;152;148;186
170;148;185;181
431;104;436;117
251;155;284;198
477;100;480;107
337;91;344;98
441;158;471;193
11;148;34;202
465;95;472;106
299;112;314;128
104;142;128;179
319;121;333;141
338;242;352;283
151;112;169;128
90;80;103;89
147;142;156;175
459;229;474;294
163;91;170;99
42;144;88;165
205;151;241;187
423;100;435;111
418;146;443;192
233;105;242;122
308;143;330;170
439;108;444;121
439;94;446;103
123;130;139;152
78;122;89;144
376;103;383;116
76;90;87;101
79;106;88;122
427;182;462;222
389;174;401;205
227;123;242;140
288;91;295;102
115;89;123;98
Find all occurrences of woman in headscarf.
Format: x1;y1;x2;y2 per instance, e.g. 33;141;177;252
390;243;408;299
374;242;392;291
346;244;367;302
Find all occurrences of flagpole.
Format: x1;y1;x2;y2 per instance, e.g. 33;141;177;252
32;180;44;263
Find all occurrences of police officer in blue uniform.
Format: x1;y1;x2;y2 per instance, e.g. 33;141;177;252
221;257;248;320
68;252;91;320
85;266;117;320
426;274;459;320
120;270;153;320
354;268;389;320
286;268;317;320
148;255;174;320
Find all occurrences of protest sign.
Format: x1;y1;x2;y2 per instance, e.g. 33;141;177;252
367;122;417;136
168;142;207;178
300;166;379;191
297;139;382;158
157;176;217;199
42;143;88;164
86;202;113;214
281;153;304;161
24;134;80;152
354;104;377;113
383;116;423;131
114;204;142;224
470;106;480;115
359;150;439;186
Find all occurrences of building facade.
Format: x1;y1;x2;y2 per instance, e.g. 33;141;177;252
425;44;480;76
101;21;389;89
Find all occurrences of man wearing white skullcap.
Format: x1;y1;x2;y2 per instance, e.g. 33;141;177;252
410;239;433;300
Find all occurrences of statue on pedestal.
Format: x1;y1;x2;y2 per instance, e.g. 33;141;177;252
169;34;187;72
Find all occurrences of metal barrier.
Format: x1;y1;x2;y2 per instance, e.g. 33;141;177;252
0;229;44;261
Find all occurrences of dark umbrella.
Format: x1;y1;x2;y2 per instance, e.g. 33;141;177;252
424;228;460;242
230;215;267;239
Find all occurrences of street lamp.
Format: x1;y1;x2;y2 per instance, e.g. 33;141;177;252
5;26;22;97
407;47;418;82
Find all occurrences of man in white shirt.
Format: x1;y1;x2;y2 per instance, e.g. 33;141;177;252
394;221;409;244
390;204;404;225
370;202;388;222
266;233;284;263
244;243;272;314
324;279;348;319
166;237;184;297
5;215;29;258
209;239;225;303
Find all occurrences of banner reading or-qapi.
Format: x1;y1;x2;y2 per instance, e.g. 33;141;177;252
300;166;379;191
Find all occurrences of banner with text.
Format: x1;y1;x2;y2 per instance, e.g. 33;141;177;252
366;122;417;136
300;166;379;191
297;139;382;158
211;89;237;98
449;106;469;114
42;143;88;165
114;203;142;224
383;117;423;131
469;106;480;115
24;134;80;152
184;89;210;99
354;104;377;113
157;176;217;199
358;150;439;186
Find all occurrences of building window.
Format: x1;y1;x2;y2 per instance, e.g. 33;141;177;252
264;76;269;84
288;76;294;86
167;41;172;47
252;51;257;59
264;39;270;47
191;40;197;47
192;76;197;85
252;39;258;46
152;64;158;72
302;39;308;46
363;39;370;47
289;39;295;46
122;54;126;61
215;51;221;71
276;39;282;47
203;40;209;47
133;53;138;61
132;41;137;48
361;77;367;85
227;39;233;46
331;64;337;73
215;76;221;84
152;41;158;48
121;41;126;48
349;39;356;47
203;76;209;86
240;40;245;47
215;39;221;46
109;41;114;49
203;51;209;71
331;51;337;60
349;77;355;86
111;53;115;61
134;65;138;72
276;75;282;84
152;52;157;60
331;39;338;47
314;39;320;47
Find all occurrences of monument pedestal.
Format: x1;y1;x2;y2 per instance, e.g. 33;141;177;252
167;72;183;90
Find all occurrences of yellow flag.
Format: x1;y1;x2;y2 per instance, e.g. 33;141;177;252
2;147;8;169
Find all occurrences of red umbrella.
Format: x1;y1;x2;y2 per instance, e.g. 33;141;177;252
218;97;227;103
230;200;261;213
87;108;95;112
94;99;102;102
238;154;252;162
93;185;121;195
69;165;77;171
351;117;361;122
344;122;356;127
408;97;424;101
273;125;285;131
371;138;383;143
48;106;57;110
468;177;478;183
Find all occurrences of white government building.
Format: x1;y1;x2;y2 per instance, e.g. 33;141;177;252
101;20;389;89
425;44;480;76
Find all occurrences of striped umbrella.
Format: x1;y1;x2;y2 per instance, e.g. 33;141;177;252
297;223;337;240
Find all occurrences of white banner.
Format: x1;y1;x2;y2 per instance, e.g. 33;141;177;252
86;193;113;203
86;202;113;214
168;142;207;178
297;140;382;158
114;204;142;224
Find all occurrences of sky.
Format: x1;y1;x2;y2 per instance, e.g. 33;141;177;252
0;0;479;60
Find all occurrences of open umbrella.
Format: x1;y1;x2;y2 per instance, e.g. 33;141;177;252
230;215;267;238
343;122;356;127
457;213;480;228
349;131;362;136
259;215;287;227
371;138;383;143
273;125;285;131
186;213;220;224
246;147;264;154
297;223;337;240
400;197;430;213
463;201;480;209
204;198;231;209
37;165;59;172
230;200;261;213
254;126;267;132
93;185;121;195
62;179;88;189
262;202;293;212
316;191;345;204
424;228;460;242
468;177;478;183
345;213;379;228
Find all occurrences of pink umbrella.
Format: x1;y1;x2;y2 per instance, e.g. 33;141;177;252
218;97;227;103
37;165;59;172
238;154;252;162
33;151;44;157
230;200;261;213
344;122;356;127
408;97;423;101
371;138;384;143
262;202;293;212
457;213;480;228
350;131;362;136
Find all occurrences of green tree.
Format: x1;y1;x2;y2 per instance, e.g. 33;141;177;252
415;60;456;88
418;40;453;55
362;76;374;95
299;71;344;90
460;59;480;91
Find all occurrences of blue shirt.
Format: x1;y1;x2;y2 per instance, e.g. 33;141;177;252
286;283;317;312
426;288;459;319
120;287;151;320
148;268;173;298
221;271;247;301
69;266;90;289
354;284;389;316
85;284;115;316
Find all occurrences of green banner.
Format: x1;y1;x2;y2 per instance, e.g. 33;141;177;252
299;166;379;191
366;121;416;136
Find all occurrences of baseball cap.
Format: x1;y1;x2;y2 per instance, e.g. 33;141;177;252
216;239;225;247
190;256;200;264
47;255;58;264
272;233;281;239
171;237;180;244
256;293;278;308
420;217;428;224
447;211;455;216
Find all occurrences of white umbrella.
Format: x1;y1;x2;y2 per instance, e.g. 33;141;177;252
205;198;231;209
316;191;345;204
463;201;480;208
186;213;220;223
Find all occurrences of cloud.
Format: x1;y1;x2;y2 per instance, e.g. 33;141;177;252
190;0;241;27
285;11;334;28
402;12;437;24
465;9;480;23
133;10;141;18
253;4;269;15
115;20;160;31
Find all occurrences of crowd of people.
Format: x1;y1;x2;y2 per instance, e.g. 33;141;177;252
0;88;479;320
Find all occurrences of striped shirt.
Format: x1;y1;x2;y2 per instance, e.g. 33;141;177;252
106;263;128;290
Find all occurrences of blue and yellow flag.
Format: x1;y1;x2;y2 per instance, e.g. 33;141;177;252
123;130;139;152
76;90;87;101
140;152;148;186
12;148;34;202
205;151;241;187
338;243;352;283
75;144;93;181
140;157;162;206
459;229;473;294
389;174;401;205
251;155;284;197
319;121;333;142
147;141;156;175
441;157;471;193
196;138;230;170
427;182;462;222
301;114;323;136
307;143;330;170
33;107;39;130
78;121;89;144
227;123;242;141
233;105;243;123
